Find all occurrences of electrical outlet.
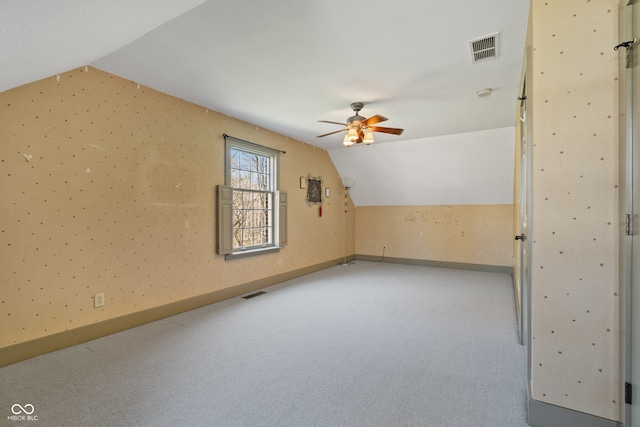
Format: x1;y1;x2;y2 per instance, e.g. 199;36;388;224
278;258;283;266
95;293;105;308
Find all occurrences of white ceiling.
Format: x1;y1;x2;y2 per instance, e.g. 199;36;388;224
331;127;516;206
1;0;530;206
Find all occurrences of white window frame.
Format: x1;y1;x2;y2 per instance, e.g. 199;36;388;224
218;138;286;259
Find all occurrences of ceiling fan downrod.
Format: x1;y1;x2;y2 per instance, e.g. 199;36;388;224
347;102;366;125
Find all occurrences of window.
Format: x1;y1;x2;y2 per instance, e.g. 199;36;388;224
218;137;286;258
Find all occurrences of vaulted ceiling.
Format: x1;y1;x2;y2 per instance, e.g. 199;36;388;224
1;0;530;206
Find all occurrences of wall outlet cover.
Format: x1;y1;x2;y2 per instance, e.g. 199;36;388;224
95;293;105;308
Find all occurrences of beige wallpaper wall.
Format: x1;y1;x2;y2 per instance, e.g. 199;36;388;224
355;205;513;267
0;67;354;349
530;0;620;421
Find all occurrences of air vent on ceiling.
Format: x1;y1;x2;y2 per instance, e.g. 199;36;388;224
469;32;500;64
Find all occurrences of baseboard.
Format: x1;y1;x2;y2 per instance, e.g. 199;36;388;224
528;397;621;427
0;257;349;368
355;254;512;274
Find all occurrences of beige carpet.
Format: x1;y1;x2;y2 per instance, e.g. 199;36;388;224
0;261;528;426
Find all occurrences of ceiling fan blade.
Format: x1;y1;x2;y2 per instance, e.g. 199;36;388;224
357;128;364;142
316;129;348;138
362;114;388;127
370;126;404;135
318;120;348;126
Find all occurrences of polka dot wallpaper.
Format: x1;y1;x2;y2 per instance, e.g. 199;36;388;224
355;205;513;267
0;67;353;349
530;0;620;421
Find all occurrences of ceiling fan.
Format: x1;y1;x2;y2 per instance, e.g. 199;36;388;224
316;102;404;147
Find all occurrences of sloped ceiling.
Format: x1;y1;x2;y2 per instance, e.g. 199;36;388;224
0;0;529;206
331;127;516;206
0;0;206;92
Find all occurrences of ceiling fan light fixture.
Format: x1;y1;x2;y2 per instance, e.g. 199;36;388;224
343;134;354;147
346;127;359;142
363;128;374;144
317;102;404;147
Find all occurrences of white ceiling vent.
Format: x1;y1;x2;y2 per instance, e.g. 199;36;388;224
469;32;500;64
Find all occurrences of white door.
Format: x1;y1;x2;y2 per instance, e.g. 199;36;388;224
517;79;530;347
514;50;531;349
631;2;640;421
622;1;640;425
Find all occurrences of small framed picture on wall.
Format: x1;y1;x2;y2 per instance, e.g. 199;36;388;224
307;179;322;203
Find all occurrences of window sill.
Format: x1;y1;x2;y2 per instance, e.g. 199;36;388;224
224;246;281;261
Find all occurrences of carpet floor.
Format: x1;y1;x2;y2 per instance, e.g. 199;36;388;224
0;261;528;427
